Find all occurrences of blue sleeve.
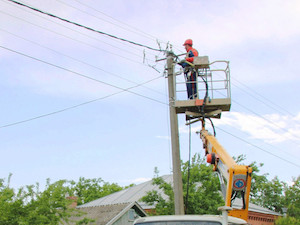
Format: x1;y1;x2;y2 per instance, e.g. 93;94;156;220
181;62;188;68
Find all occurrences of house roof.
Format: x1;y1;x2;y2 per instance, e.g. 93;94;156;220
78;174;280;216
78;175;171;209
67;202;146;225
232;198;280;216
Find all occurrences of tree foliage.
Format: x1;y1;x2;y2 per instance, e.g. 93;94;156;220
235;156;300;223
1;155;299;224
0;175;123;225
252;176;285;212
142;153;300;223
69;177;123;205
141;175;174;215
234;155;286;213
141;153;224;215
0;176;75;225
284;176;300;219
0;174;26;225
275;216;300;225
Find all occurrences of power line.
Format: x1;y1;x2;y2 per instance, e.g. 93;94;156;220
231;98;300;143
55;0;166;60
209;65;300;143
6;0;163;52
72;0;157;41
216;126;300;169
210;80;300;144
231;77;296;117
162;76;172;173
209;64;297;118
0;10;155;66
56;0;157;42
0;45;166;105
71;0;184;54
0;75;164;129
194;66;300;166
0;27;166;97
69;0;179;51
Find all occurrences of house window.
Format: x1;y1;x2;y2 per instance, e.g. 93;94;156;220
129;209;137;221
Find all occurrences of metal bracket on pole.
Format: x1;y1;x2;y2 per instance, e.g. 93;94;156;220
156;52;186;62
185;118;201;126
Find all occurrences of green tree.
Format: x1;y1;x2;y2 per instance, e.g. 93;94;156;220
141;153;224;215
234;157;300;223
0;175;124;225
275;216;300;225
0;177;74;225
142;153;300;219
70;177;123;205
251;176;286;213
284;176;300;218
0;174;27;225
234;155;288;213
233;155;269;202
22;179;76;225
182;153;223;215
141;175;174;215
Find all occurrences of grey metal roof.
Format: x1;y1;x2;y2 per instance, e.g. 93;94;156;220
64;202;130;225
65;202;147;225
78;174;280;216
231;198;281;216
78;175;171;209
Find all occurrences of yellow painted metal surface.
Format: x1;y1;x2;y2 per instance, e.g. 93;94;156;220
200;128;252;222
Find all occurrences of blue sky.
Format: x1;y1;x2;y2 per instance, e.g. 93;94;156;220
0;0;300;190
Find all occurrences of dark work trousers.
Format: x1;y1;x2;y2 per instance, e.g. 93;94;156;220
185;71;198;99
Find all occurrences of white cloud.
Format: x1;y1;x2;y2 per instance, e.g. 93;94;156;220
215;112;300;144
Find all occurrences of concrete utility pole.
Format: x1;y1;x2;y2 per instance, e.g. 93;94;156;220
166;52;184;215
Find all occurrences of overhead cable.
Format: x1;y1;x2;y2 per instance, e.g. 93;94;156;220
56;0;157;42
216;126;300;169
213;88;300;144
0;10;149;65
231;98;300;143
69;0;179;51
0;75;163;129
185;124;192;214
6;0;163;52
0;45;166;105
0;28;166;97
73;0;157;41
231;78;296;117
210;64;296;118
0;6;158;61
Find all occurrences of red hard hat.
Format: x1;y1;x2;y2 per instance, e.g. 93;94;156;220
183;39;193;46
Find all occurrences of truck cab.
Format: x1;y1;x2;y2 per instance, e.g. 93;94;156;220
134;215;248;225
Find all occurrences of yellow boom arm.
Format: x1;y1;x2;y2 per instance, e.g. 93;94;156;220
200;128;252;221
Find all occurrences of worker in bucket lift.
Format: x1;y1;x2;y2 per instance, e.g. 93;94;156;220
178;39;199;99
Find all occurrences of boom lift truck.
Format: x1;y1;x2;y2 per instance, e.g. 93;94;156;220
177;55;253;223
135;54;252;225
